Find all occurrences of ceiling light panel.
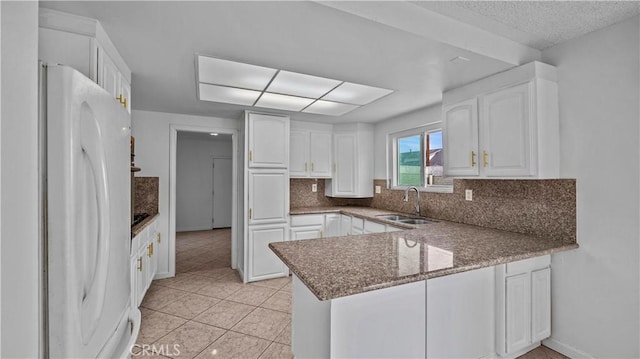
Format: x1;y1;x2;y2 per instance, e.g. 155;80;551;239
255;93;315;112
198;55;277;91
198;83;261;106
303;100;360;116
266;71;342;98
322;82;394;105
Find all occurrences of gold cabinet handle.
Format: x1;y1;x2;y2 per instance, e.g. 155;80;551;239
320;230;323;239
157;232;161;244
117;94;123;103
471;151;476;167
483;150;489;167
311;162;315;171
249;150;253;161
122;97;127;109
304;162;308;172
150;242;154;256
137;257;142;271
249;208;252;219
147;243;151;258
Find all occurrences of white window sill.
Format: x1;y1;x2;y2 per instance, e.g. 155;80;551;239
389;185;453;194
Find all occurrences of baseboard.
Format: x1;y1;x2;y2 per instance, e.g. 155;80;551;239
176;225;212;232
543;338;594;359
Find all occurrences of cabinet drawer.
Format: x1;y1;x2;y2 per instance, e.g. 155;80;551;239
351;216;364;230
364;220;386;233
506;255;550;275
290;214;325;227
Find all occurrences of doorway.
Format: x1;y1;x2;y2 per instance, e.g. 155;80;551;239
212;157;232;229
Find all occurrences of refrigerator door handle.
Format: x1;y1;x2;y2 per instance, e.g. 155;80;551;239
79;107;111;345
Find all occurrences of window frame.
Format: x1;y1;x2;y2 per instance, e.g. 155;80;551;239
387;122;453;193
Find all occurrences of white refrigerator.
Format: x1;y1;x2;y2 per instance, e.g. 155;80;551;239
43;64;140;358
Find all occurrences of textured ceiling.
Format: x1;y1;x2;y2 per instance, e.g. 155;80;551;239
415;1;640;50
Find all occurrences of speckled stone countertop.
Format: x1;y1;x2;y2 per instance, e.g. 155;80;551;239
131;213;159;237
271;206;578;301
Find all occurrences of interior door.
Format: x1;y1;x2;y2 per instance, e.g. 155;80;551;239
212;157;233;228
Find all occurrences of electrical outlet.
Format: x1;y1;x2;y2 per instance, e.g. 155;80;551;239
465;189;473;201
375;185;381;194
311;183;318;192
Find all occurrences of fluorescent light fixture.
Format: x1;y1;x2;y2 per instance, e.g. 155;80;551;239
198;83;261;106
322;82;393;105
196;55;395;115
303;100;359;116
255;93;315;112
266;71;341;98
198;56;277;91
209;132;219;136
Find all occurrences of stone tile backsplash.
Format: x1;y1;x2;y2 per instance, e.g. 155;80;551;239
135;176;159;215
290;178;576;242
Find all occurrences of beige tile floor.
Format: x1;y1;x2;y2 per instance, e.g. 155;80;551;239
135;229;566;359
135;229;293;359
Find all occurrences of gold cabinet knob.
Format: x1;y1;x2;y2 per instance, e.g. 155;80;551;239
483;150;489;167
471;151;476;167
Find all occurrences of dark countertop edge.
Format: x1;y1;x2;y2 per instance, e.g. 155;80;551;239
131;213;159;238
270;241;579;301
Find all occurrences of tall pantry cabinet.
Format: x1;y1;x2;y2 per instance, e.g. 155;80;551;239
244;112;290;282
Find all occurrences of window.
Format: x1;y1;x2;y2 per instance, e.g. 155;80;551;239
388;124;453;192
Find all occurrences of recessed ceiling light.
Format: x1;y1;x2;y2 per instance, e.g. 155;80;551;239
303;100;360;116
198;83;261;106
209;132;219;136
255;93;315;112
322;82;393;105
266;71;342;98
198;56;277;91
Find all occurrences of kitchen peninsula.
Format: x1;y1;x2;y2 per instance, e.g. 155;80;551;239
270;207;578;359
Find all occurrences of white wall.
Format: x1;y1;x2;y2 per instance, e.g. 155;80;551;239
542;16;640;358
0;2;40;357
132;110;239;277
176;134;232;231
373;105;441;179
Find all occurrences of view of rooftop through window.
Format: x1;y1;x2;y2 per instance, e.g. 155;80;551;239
397;130;450;187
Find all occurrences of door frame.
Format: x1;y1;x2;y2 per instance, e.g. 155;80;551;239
211;155;232;229
169;125;239;275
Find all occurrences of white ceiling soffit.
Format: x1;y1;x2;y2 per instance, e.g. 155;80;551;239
413;1;640;50
315;1;541;65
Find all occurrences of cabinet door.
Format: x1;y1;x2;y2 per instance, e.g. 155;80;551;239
248;113;289;168
443;98;479;176
248;170;288;225
505;273;531;353
531;267;551;342
480;83;533;177
289;130;309;177
309;132;332;178
340;215;352;236
135;246;147;307
119;75;131;114
98;47;120;100
324;214;340;238
290;226;323;241
248;224;288;281
333;133;357;195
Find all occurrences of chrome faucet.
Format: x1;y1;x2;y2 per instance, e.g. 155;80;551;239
403;186;420;216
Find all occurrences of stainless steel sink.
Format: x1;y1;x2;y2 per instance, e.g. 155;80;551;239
376;214;433;225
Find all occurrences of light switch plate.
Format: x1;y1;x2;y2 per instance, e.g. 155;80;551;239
465;189;473;201
375;185;381;194
312;183;318;192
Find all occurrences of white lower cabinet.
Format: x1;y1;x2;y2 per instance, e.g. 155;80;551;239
130;217;159;307
496;255;551;357
325;214;341;237
340;215;352;236
248;224;288;282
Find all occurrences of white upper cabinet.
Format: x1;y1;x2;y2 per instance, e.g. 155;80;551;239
39;8;132;114
289;121;333;178
442;61;559;179
325;123;373;198
443;98;479;176
248;112;289;168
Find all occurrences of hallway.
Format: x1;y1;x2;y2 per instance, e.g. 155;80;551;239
134;229;293;358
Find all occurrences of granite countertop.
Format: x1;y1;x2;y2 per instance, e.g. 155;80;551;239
271;206;578;301
131;213;159;237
